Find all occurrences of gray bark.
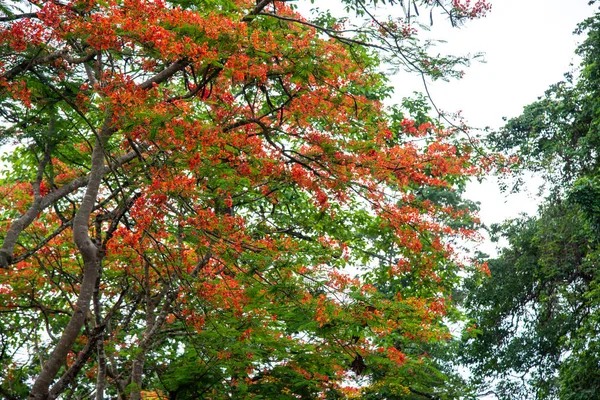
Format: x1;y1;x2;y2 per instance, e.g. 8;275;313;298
28;123;114;400
128;253;211;399
0;150;137;269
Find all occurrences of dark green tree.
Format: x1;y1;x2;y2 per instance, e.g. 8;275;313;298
462;4;600;398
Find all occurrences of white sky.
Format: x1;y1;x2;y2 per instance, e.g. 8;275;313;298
383;0;596;255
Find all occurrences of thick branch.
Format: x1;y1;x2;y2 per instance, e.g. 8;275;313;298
129;287;179;400
46;324;105;400
47;289;125;399
29;122;115;400
0;149;138;269
139;60;188;90
2;50;97;82
0;12;39;22
129;254;211;399
242;0;273;22
0;127;51;268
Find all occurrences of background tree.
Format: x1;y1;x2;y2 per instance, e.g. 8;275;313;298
462;3;600;398
0;0;489;399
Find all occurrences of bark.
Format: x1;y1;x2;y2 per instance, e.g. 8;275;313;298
0;12;39;22
93;255;107;400
28;123;114;400
129;288;178;400
0;150;138;269
47;324;105;400
1;50;97;81
128;254;211;399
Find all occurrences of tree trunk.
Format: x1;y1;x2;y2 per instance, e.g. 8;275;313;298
29;124;113;400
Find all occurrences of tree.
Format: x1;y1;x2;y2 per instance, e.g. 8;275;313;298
0;0;488;398
462;5;600;398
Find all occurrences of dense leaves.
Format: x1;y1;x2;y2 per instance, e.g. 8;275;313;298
0;0;488;399
463;201;597;398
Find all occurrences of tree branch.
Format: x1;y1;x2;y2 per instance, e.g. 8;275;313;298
0;12;39;22
1;50;97;82
29;120;115;400
139;60;188;90
0;149;138;269
47;290;126;399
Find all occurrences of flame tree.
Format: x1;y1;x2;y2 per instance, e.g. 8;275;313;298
0;0;489;399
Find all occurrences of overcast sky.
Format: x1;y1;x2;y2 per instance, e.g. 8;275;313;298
382;0;597;255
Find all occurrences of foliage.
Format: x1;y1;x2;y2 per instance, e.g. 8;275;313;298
0;0;488;399
462;200;597;399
